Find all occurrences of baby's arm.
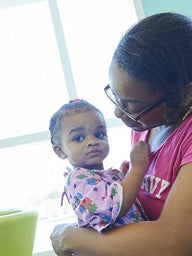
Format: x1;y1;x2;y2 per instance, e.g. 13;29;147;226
119;141;150;217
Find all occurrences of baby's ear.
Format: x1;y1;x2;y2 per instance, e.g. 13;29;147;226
53;145;67;159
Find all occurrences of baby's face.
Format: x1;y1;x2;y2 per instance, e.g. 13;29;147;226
59;110;109;170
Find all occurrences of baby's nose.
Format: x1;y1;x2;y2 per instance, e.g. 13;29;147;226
87;138;99;147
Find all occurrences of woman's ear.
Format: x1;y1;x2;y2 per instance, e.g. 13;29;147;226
53;145;67;159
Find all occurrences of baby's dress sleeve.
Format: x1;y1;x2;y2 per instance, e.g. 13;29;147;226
65;167;123;232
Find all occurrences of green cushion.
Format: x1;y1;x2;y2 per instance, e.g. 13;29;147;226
0;208;22;216
0;210;38;256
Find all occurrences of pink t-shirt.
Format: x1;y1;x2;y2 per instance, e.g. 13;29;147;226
132;115;192;220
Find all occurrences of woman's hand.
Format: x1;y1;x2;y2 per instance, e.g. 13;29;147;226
120;160;129;177
50;223;77;256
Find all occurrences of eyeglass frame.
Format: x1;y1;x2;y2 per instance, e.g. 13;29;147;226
104;84;166;122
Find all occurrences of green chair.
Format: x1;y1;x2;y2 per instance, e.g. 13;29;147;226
0;208;38;256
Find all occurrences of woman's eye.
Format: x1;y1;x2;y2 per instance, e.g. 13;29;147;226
120;101;135;113
129;109;142;115
121;100;129;109
120;100;143;114
73;135;84;142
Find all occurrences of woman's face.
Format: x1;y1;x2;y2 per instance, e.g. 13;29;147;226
108;60;167;131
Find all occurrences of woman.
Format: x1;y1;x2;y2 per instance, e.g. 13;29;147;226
51;12;192;255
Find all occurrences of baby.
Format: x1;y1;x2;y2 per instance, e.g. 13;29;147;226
49;99;149;232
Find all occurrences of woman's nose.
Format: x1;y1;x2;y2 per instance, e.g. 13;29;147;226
114;106;124;118
114;106;137;125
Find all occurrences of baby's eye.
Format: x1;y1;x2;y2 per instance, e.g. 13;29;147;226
73;135;84;142
95;131;106;139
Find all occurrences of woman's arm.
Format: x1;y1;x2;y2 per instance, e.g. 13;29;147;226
51;163;192;256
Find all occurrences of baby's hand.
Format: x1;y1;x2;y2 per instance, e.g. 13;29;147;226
130;141;150;171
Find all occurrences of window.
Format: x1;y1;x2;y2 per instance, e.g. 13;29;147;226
0;0;137;254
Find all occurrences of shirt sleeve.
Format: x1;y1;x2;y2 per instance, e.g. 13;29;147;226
65;167;123;232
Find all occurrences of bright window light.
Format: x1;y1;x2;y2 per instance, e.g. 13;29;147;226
0;1;68;138
0;0;137;254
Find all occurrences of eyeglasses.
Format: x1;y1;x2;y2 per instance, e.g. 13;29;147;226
104;84;166;122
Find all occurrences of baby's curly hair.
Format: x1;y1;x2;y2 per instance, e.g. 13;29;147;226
49;99;103;145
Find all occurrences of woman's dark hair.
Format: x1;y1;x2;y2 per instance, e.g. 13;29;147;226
113;12;192;108
49;99;104;145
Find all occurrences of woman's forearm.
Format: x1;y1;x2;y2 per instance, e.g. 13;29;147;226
68;223;151;256
65;226;106;256
62;220;190;256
